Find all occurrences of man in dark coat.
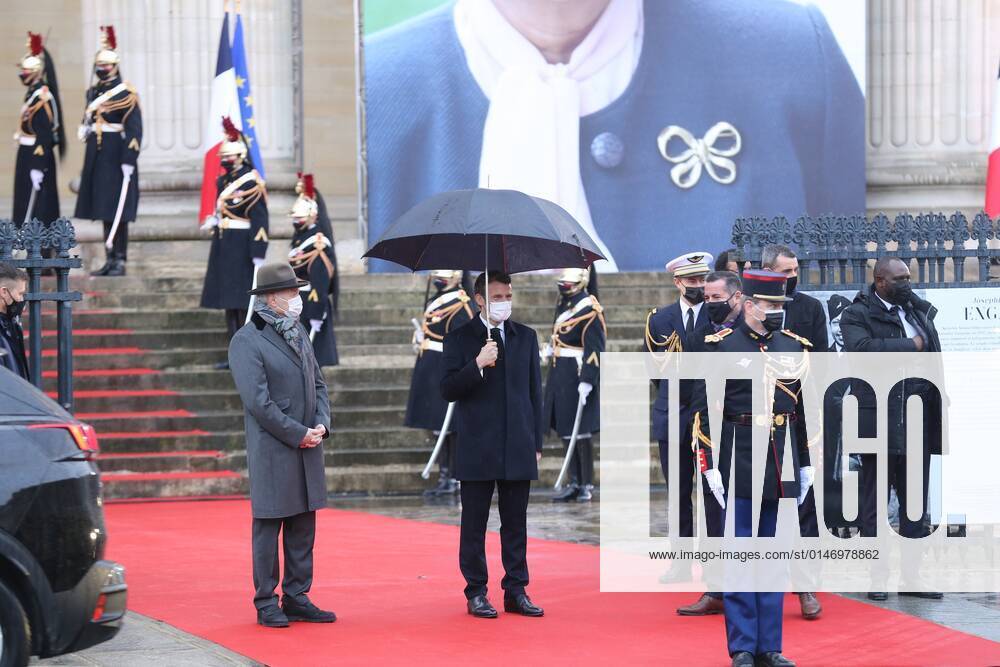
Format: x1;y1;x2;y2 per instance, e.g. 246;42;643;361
441;271;544;619
645;251;711;535
760;244;826;620
406;269;475;495
839;257;943;602
288;173;339;367
544;267;605;503
0;264;29;381
75;26;142;277
228;262;335;628
13;33;64;236
693;270;812;667
200;116;269;358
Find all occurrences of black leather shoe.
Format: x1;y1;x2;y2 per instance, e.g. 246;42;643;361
867;591;888;601
257;605;290;628
467;595;497;618
755;652;795;667
90;261;112;277
731;651;754;667
105;260;126;277
552;484;580;503
900;591;943;599
503;594;543;617
576;484;594;502
281;596;336;623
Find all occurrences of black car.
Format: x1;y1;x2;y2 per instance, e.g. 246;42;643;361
0;367;126;666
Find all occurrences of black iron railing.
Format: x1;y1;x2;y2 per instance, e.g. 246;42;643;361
0;217;82;411
730;211;998;290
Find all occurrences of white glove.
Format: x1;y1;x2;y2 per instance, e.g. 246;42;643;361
29;169;43;191
121;164;135;178
540;343;553;361
252;257;266;268
200;215;219;231
703;469;726;509
77;124;88;142
797;466;815;506
577;381;593;405
310;319;323;334
414;327;425;345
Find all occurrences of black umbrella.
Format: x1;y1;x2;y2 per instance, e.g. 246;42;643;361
363;188;605;273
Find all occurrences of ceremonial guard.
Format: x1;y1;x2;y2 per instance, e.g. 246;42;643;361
199;116;269;357
644;252;712;536
693;270;813;667
543;268;605;503
405;270;475;495
13;32;64;234
75;26;142;277
288;173;339;367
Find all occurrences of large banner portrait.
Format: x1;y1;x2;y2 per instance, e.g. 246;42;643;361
359;0;866;272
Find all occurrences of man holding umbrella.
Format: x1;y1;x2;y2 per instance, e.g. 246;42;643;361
441;271;545;619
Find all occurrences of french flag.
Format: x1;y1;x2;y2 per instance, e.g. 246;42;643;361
199;13;242;226
988;58;1000;217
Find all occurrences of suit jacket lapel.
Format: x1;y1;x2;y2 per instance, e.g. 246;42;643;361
260;323;304;369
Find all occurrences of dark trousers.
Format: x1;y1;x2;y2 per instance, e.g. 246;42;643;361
658;436;724;538
225;309;248;341
459;479;530;600
252;511;316;610
724;497;782;656
563;435;594;486
101;219;129;260
859;452;931;539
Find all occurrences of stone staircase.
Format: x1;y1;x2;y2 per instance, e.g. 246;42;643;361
31;270;675;501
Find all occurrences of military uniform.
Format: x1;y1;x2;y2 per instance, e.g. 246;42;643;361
288;174;339;367
75;26;142;276
543;268;605;502
405;271;475;494
692;270;811;666
13;34;63;231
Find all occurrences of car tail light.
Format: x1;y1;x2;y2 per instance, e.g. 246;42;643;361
30;422;100;456
92;593;107;621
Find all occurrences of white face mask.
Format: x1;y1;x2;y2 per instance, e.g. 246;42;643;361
488;300;512;323
279;294;303;319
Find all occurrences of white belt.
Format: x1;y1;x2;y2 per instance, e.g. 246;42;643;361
554;347;583;359
219;218;251;230
97;123;124;132
15;134;35;146
420;339;443;353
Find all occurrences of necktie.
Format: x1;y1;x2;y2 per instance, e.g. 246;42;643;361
898;306;928;345
685;308;694;337
490;327;505;361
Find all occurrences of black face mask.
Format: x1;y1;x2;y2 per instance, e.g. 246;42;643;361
683;286;705;305
95;67;114;81
706;299;733;325
18;72;34;86
886;282;912;306
221;159;239;173
433;279;449;291
762;310;784;332
785;275;798;295
557;283;578;297
7;299;25;319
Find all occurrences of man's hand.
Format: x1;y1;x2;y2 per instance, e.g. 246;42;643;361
797;466;815;506
578;382;593;405
539;343;553;361
252;257;266;268
913;334;925;351
536;451;542;463
310;319;323;334
200;215;219;232
703;469;726;509
476;340;498;369
29;169;43;191
121;163;135;178
299;426;324;448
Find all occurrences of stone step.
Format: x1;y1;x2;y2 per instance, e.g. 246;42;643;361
79;406;408;432
100;470;249;500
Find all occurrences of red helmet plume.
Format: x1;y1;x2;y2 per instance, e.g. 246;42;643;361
221;116;240;142
100;25;117;50
303;174;315;200
27;32;43;57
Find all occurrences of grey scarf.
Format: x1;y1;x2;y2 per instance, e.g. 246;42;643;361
254;297;308;361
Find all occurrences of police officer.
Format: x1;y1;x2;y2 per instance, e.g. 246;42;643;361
199;116;269;362
288;173;339;367
13;32;64;238
543;267;605;503
694;270;813;667
405;270;475;495
760;244;825;619
76;26;142;277
645;252;712;535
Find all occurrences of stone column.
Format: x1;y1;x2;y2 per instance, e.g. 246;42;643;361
867;0;1000;215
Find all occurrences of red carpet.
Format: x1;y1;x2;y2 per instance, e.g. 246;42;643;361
105;500;1000;666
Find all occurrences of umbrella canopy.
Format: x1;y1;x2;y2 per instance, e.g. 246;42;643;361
362;189;605;273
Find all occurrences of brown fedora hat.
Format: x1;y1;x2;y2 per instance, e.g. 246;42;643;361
248;262;309;295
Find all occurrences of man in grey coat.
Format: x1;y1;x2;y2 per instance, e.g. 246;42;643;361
229;262;335;628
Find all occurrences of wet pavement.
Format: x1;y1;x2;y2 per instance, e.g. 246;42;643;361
35;489;999;664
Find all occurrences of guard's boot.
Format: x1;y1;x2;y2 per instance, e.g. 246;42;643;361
552;483;579;502
424;466;451;496
105;257;126;277
90;249;113;276
576;437;594;502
